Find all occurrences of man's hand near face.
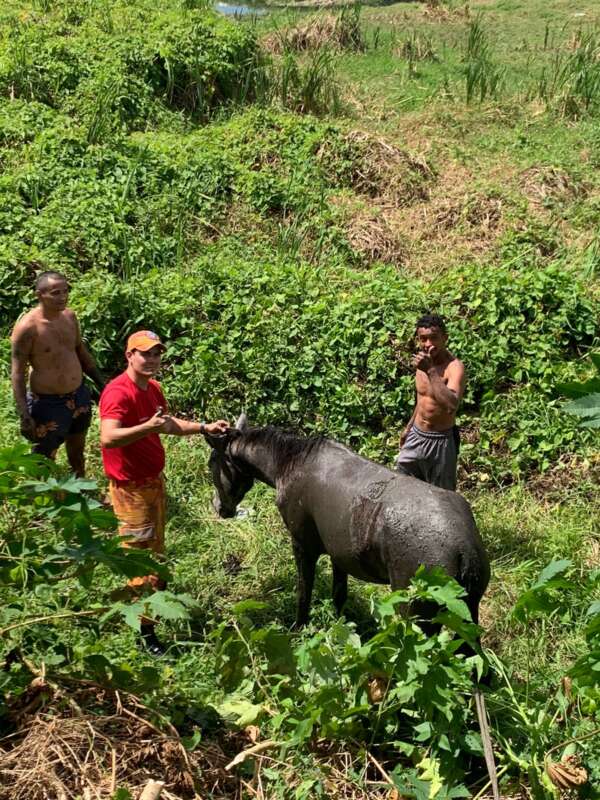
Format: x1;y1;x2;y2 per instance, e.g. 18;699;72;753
412;349;433;372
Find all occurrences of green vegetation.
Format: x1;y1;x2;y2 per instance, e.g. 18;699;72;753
1;0;599;797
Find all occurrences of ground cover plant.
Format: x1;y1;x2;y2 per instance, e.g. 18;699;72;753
0;0;599;797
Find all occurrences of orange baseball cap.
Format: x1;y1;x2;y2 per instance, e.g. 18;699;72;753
126;330;166;352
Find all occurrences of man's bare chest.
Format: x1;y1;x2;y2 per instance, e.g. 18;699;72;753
416;367;449;395
32;320;78;358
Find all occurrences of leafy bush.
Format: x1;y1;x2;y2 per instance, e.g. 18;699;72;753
64;249;599;480
0;445;195;716
211;568;484;794
0;6;262;124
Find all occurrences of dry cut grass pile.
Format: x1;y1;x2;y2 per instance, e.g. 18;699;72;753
263;14;365;55
0;678;238;800
319;130;433;207
0;675;427;800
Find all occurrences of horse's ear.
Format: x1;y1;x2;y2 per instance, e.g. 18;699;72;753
205;427;242;452
235;413;249;432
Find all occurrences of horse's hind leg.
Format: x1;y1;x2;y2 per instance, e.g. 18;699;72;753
292;540;318;628
331;562;348;616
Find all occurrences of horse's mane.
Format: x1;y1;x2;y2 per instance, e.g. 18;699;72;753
240;426;326;476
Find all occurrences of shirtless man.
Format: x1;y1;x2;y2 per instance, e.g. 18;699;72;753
10;271;105;476
395;313;466;491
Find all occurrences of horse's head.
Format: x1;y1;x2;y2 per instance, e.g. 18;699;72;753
205;413;254;518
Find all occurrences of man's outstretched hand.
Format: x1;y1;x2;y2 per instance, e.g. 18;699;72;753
203;420;229;435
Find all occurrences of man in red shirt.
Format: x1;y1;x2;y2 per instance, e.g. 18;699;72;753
100;330;228;655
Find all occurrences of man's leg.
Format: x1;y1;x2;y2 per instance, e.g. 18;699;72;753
395;428;428;482
65;432;86;478
29;394;66;461
109;477;167;655
432;434;458;491
66;385;92;478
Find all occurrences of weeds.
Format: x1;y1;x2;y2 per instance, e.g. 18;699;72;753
275;49;341;116
538;30;600;118
397;30;438;78
464;15;505;103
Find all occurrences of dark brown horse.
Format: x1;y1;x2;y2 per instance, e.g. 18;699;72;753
206;415;490;627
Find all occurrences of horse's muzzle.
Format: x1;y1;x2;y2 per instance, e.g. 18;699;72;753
212;492;236;519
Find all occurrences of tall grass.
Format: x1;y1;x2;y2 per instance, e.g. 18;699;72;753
398;30;438;78
278;49;341;116
538;30;600;118
86;78;121;144
335;4;366;53
464;15;504;104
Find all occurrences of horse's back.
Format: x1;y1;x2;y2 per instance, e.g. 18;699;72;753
379;478;489;601
302;444;489;604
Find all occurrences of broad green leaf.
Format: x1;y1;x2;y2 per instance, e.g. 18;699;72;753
181;729;202;751
217;697;263;727
512;560;573;621
146;591;196;621
414;721;432;741
563;393;600;417
580;416;600;428
121;603;142;632
557;377;600;399
532;559;572;590
231;599;269;615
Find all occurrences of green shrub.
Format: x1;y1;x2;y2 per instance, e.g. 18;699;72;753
64;250;598;480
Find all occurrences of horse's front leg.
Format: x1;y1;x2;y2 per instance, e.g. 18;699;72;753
292;539;318;628
331;561;348;616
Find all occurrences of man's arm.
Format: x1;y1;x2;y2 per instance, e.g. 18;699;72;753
101;412;172;448
101;415;229;447
427;361;466;414
10;321;36;439
74;317;105;390
167;418;229;437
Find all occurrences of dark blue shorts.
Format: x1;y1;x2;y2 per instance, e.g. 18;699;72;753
27;384;92;458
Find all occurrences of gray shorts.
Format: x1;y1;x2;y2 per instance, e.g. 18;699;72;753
395;424;459;491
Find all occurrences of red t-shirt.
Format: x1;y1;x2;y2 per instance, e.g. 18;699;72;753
99;372;166;482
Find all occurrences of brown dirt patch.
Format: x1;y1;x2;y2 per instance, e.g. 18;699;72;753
0;675;419;800
421;0;471;23
527;452;600;502
361;161;505;271
0;680;240;800
330;155;509;270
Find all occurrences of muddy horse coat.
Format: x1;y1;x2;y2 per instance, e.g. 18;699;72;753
207;417;490;627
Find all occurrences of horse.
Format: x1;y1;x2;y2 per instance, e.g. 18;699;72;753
206;415;490;628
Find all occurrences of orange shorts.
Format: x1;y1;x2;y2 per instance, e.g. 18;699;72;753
109;474;166;591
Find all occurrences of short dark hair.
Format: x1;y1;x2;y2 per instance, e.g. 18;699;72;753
35;271;68;292
415;313;447;333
